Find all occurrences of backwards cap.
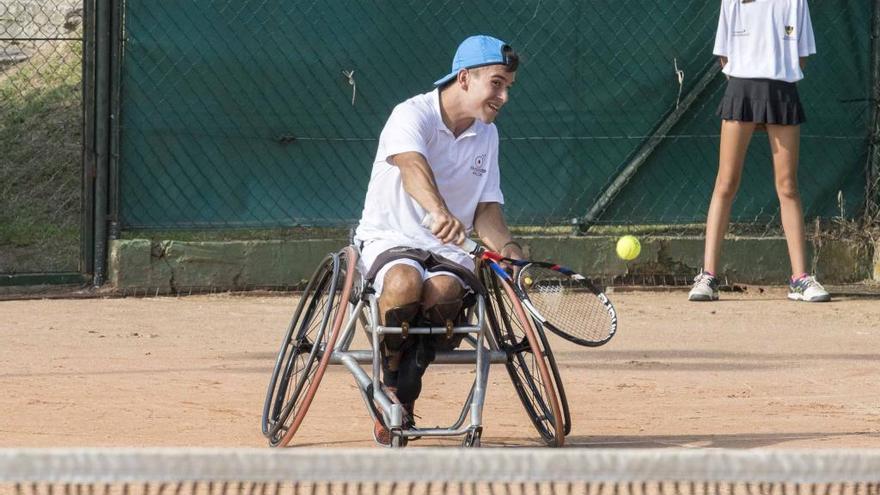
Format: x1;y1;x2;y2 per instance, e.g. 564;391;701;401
433;35;512;86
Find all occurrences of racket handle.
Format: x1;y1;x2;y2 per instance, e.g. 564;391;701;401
420;213;479;254
460;237;478;254
419;213;433;229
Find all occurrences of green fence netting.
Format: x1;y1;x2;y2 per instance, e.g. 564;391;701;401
111;1;875;231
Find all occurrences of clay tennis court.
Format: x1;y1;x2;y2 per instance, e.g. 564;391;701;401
2;288;878;448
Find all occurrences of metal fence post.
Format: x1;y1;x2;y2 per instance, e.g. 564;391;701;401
92;0;111;286
109;0;123;236
82;0;97;278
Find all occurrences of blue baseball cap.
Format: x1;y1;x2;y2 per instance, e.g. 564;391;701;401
433;35;512;87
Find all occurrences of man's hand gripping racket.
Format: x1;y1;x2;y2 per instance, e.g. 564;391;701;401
421;214;618;347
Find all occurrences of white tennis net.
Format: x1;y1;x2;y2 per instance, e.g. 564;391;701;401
2;449;879;495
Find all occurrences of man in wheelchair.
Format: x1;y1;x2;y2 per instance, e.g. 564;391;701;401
353;35;525;444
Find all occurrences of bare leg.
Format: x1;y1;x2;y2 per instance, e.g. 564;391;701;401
376;264;422;392
377;264;422;323
421;275;464;309
392;274;464;410
703;120;756;274
766;123;807;278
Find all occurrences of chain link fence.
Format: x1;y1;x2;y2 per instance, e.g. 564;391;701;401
1;1;878;282
114;0;877;237
866;22;880;231
872;129;880;228
0;0;83;274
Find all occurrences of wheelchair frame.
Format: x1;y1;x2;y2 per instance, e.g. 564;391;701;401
261;245;570;448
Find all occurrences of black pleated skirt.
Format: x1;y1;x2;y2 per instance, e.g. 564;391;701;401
717;76;806;125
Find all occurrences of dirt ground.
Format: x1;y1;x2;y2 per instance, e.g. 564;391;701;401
1;287;879;449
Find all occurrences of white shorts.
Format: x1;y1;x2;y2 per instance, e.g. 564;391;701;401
359;239;475;296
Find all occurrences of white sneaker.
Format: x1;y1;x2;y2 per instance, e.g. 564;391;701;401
788;275;831;302
688;270;719;301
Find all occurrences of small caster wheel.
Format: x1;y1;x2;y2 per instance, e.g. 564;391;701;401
462;427;482;448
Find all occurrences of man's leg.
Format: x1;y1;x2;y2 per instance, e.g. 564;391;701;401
393;274;465;414
422;273;468;370
378;264;423;322
422;274;466;322
377;263;423;394
372;262;423;443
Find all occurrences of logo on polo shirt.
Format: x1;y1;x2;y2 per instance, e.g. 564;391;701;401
784;25;795;39
471;154;487;176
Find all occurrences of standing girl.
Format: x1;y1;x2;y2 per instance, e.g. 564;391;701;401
689;0;830;302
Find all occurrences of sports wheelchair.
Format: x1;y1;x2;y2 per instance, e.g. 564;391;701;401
261;245;571;447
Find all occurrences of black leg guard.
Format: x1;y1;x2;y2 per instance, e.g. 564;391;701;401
422;299;464;325
379;302;420;389
383;301;421;328
423;299;464;340
393;300;466;404
394;336;435;404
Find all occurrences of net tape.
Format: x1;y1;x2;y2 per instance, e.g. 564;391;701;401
2;449;880;484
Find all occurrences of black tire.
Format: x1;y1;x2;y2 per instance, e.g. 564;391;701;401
481;264;568;446
261;247;357;446
536;316;572;436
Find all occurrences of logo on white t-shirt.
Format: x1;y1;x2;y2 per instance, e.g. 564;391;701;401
783;25;796;40
471;154;487;176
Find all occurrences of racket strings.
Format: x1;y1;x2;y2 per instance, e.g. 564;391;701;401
521;266;614;344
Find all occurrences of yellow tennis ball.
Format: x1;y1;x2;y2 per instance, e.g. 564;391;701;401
616;235;641;261
523;276;533;287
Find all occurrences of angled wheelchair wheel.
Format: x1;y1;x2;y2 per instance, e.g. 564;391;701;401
481;264;568;447
261;246;357;447
527;308;572;436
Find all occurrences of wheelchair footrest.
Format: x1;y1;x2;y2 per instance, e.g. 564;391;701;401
331;350;507;365
398;425;474;438
375;325;481;335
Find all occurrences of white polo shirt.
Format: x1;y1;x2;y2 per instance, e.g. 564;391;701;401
713;0;816;83
354;88;504;269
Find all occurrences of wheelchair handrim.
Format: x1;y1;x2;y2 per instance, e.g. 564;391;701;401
276;246;358;446
262;254;338;439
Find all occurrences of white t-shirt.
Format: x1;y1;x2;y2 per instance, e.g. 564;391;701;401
354;88;504;268
713;0;816;83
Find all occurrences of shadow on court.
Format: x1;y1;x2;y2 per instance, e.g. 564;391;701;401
562;431;880;449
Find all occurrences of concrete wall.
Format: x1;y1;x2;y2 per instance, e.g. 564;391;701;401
107;236;877;291
875;238;880;282
108;238;348;291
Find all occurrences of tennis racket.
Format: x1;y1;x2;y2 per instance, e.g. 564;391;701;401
421;214;618;347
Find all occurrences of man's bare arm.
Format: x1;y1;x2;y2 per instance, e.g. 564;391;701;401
391;151;465;244
474;202;523;260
